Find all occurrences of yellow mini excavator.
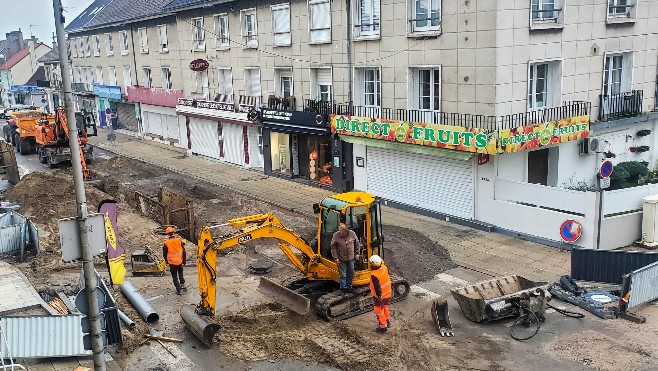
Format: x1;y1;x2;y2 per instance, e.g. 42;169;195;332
180;191;410;347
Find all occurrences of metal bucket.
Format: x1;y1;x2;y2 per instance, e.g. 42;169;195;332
450;275;549;323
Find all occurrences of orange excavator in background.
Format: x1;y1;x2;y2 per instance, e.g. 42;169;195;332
34;107;96;179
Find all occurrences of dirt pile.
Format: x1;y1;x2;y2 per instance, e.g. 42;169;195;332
383;224;456;284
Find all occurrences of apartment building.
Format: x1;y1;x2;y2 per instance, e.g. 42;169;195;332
66;0;658;250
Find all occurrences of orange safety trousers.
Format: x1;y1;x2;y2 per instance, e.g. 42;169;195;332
373;298;390;329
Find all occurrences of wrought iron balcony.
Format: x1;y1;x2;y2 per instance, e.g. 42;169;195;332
267;95;296;111
303;99;333;114
599;90;643;121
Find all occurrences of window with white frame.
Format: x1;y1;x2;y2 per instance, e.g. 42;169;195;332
528;61;562;110
92;35;100;56
242;9;258;47
410;0;440;32
142;67;152;88
156;25;168;52
161;67;172;89
310;68;332;101
216;68;233;97
309;0;331;43
608;0;633;17
73;67;80;82
83;36;90;57
120;31;129;55
603;53;633;96
105;33;113;55
214;15;230;49
195;70;209;99
86;67;94;85
77;37;84;56
96;67;103;84
123;66;132;87
355;68;380;106
68;40;76;58
272;4;291;46
410;67;440;111
244;68;261;97
355;0;380;37
192;17;205;50
138;27;148;53
531;0;557;21
108;66;117;86
275;68;293;97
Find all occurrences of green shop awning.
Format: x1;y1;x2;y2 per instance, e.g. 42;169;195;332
339;135;475;160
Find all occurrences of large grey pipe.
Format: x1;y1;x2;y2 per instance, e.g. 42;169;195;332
117;309;136;329
119;281;159;325
180;305;220;348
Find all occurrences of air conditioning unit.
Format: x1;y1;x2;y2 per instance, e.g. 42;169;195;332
640;194;658;246
579;137;600;155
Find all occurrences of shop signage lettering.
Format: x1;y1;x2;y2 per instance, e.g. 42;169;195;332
178;98;234;112
331;114;590;155
331;115;496;154
189;59;209;72
262;109;293;121
498;116;589;153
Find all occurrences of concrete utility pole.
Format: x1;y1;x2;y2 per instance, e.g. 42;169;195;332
52;1;106;370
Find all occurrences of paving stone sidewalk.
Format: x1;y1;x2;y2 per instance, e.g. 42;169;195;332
90;131;570;282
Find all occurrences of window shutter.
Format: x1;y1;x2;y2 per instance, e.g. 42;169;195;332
226;70;233;96
373;0;381;30
273;7;291;45
310;1;331;42
250;69;261;96
317;69;332;86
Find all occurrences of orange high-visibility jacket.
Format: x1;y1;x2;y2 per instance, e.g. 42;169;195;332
370;263;392;299
164;237;184;265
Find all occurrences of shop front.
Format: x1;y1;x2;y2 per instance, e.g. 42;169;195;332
93;84;122;128
175;98;261;169
127;86;183;145
10;85;45;108
262;109;352;191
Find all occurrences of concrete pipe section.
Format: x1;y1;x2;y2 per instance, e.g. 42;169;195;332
120;280;160;325
180;305;220;348
117;309;136;329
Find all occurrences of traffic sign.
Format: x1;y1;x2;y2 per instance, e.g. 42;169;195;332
600;161;614;178
560;220;582;243
600;177;611;189
41;98;46;103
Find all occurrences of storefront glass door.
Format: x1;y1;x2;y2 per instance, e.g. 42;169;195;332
270;132;292;175
307;136;332;186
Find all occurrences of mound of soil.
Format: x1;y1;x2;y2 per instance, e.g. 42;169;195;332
383;224;456;284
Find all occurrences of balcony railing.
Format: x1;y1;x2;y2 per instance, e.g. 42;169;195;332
599;90;643;121
303;99;333;115
531;8;562;23
500;101;591;129
267;95;296;111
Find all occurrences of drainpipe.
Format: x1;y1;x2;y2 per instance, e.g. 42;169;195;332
346;0;353;108
129;26;139;86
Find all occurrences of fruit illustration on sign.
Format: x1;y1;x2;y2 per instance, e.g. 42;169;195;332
539;129;552;146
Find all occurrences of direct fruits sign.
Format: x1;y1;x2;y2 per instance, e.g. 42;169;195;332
331;115;498;155
497;115;589;153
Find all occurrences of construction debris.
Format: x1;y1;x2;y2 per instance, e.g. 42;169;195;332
144;334;183;343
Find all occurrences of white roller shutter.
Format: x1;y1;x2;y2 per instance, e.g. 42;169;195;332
366;147;474;219
317;68;332;86
189;118;219;159
144;112;163;137
165;114;179;141
222;123;244;166
247;125;262;168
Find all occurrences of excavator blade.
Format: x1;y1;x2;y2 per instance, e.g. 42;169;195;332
431;299;454;337
180;305;220;348
257;276;311;316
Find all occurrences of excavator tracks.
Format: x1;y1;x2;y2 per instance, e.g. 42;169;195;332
314;276;410;321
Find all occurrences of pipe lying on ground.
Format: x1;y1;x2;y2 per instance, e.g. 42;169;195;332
180;305;220;348
117;309;136;329
120;280;159;325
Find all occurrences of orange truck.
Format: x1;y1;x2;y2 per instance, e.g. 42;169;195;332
35;108;95;175
10;110;52;155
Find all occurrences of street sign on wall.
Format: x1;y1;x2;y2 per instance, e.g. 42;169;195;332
600;177;611;189
560;219;582;243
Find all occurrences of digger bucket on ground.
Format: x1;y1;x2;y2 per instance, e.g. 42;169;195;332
257;276;311;316
180;305;220;348
431;299;454;337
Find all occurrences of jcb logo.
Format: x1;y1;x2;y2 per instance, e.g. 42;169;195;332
238;234;252;243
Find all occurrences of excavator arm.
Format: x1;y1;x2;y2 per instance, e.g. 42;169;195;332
55;108;91;180
196;212;318;316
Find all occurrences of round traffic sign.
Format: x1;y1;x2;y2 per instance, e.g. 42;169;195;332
600;161;614;178
41;98;46;104
560;219;582;243
75;287;106;314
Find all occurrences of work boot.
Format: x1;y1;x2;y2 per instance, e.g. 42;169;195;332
387;319;391;328
375;327;387;333
346;287;356;294
181;284;187;290
176;290;182;295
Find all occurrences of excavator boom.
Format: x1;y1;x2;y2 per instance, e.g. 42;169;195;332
55;108;91;180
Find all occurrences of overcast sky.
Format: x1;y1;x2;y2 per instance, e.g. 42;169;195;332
1;0;93;47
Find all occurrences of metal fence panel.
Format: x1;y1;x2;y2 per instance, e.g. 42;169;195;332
571;248;658;284
627;261;658;309
0;315;90;358
0;212;39;257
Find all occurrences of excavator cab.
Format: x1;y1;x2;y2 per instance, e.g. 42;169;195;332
315;192;384;270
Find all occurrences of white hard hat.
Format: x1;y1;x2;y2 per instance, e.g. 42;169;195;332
369;255;382;267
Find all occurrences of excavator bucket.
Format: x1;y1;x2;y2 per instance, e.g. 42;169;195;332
431;299;454;337
257;277;311;316
180;305;221;348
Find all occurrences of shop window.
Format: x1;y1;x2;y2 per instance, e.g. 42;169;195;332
257;126;263;155
270;132;291;175
527;147;558;186
307;136;332;185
